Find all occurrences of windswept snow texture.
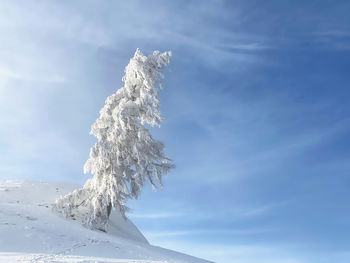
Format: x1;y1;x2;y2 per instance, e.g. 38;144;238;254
0;181;212;263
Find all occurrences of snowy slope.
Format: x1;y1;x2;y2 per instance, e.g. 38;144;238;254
0;180;213;263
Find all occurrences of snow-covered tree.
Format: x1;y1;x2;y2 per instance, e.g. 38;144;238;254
53;49;174;230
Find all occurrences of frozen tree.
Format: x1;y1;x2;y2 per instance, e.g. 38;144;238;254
53;49;174;230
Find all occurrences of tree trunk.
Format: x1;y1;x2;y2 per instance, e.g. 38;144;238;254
107;201;112;217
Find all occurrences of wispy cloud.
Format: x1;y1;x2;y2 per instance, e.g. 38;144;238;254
0;66;66;83
144;227;278;238
148;240;306;263
240;202;287;218
129;212;183;219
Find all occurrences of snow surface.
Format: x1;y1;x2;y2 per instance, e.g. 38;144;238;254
0;180;213;263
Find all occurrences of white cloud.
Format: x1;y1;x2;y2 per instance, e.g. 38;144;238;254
145;239;305;263
128;212;183;219
144;227;278;238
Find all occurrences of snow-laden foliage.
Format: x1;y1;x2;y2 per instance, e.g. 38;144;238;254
53;49;174;230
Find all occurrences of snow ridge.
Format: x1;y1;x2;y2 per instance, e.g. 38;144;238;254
0;180;213;263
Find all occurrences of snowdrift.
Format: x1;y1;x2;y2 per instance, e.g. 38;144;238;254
0;180;212;263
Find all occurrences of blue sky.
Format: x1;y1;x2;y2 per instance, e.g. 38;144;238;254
0;0;350;262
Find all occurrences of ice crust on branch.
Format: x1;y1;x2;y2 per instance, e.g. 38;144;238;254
53;49;174;230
